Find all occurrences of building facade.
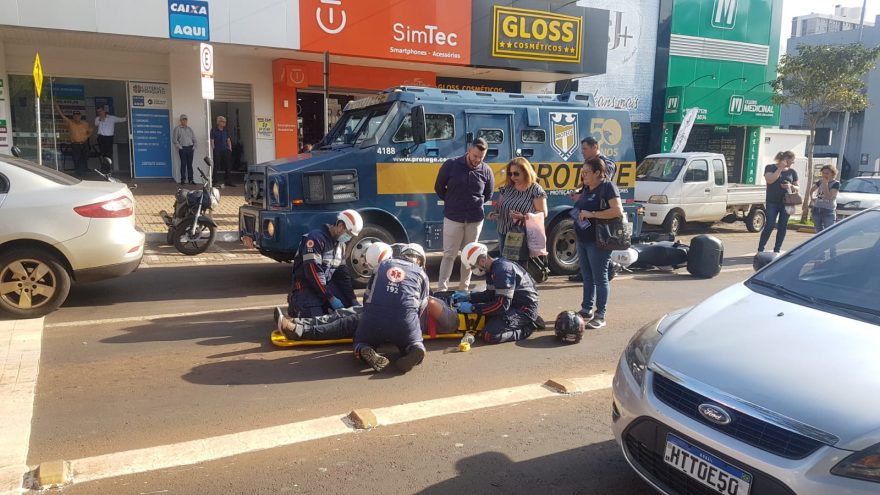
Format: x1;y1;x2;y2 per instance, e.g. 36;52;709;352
0;0;610;181
779;16;880;177
791;5;873;38
649;0;784;184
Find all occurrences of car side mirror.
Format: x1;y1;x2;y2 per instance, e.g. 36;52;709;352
753;252;778;271
100;156;113;168
11;146;22;158
411;105;426;145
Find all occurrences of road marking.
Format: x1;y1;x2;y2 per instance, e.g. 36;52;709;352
0;318;44;495
45;305;280;329
61;373;612;486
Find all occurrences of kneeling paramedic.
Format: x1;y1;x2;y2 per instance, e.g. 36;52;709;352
456;242;541;344
275;243;459;341
287;209;363;318
354;244;430;373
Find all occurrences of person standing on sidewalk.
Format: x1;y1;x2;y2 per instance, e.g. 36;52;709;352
434;138;495;291
55;103;92;176
210;116;235;186
94;105;126;170
809;165;840;233
173;114;197;185
758;151;799;253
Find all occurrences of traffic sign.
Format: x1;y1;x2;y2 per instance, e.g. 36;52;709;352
33;53;43;98
200;42;214;100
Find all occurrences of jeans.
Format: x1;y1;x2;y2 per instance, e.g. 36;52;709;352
481;307;536;343
178;146;194;182
214;149;232;184
438;217;484;291
812;207;836;233
577;241;612;317
70;142;89;173
758;202;790;253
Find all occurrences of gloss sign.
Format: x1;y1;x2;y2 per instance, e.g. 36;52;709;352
492;6;582;63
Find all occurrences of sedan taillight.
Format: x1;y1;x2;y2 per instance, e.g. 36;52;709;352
74;196;134;218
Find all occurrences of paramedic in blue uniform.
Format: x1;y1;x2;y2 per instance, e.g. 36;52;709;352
455;242;541;343
287;209;363;318
354;244;430;373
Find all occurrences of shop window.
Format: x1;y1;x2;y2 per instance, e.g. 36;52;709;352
478;128;503;144
683;160;709;183
521;129;545;143
392;114;455;143
713;159;725;185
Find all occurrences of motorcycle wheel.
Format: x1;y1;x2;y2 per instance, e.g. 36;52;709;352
172;219;216;256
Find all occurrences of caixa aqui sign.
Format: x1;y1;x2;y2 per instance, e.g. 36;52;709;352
168;0;210;41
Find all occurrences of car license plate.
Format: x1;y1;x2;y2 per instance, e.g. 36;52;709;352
664;434;752;495
242;235;255;249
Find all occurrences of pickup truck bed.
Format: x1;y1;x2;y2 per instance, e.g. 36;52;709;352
727;184;765;205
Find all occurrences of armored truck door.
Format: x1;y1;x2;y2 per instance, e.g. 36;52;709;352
466;112;513;165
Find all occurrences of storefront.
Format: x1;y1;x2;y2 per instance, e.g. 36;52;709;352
652;0;784;183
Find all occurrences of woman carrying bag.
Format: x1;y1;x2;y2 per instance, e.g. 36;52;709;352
490;157;548;255
573;157;624;329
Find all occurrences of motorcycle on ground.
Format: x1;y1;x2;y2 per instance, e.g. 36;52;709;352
160;158;220;255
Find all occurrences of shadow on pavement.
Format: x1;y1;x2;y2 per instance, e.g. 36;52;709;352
416;441;654;495
99;309;272;348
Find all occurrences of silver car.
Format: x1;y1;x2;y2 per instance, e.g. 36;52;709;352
0;157;144;318
836;176;880;219
613;207;880;495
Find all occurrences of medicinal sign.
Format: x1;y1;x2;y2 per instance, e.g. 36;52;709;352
200;43;214;100
33;53;43;98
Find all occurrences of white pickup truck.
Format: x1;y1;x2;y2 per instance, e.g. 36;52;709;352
634;152;766;235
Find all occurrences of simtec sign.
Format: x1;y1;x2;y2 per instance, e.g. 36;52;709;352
472;0;608;74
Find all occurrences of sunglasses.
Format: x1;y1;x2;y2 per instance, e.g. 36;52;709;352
509;171;521;177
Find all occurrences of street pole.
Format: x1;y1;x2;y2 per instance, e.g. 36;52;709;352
206;99;212;187
858;0;867;43
35;87;41;165
323;51;330;136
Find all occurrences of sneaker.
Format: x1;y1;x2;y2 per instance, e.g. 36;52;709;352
532;316;546;330
396;346;426;373
578;310;594;321
587;317;606;329
359;347;389;372
568;273;584;282
274;307;301;340
188;180;196;185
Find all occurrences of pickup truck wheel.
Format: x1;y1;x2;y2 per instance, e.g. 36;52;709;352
348;225;394;288
663;212;684;236
0;248;71;319
547;218;579;275
746;208;766;233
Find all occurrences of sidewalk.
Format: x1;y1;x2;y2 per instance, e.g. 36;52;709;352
128;179;245;241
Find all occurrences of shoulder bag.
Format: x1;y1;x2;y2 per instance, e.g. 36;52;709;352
594;185;632;251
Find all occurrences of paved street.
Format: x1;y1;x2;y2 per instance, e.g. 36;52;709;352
4;228;810;494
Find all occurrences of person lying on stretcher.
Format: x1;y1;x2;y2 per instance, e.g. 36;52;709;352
274;242;461;341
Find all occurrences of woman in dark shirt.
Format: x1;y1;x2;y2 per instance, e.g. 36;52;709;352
758;151;799;253
573;158;624;329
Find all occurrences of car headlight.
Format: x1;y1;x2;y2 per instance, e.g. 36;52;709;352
623;308;690;387
832;443;880;483
648;195;668;204
271;181;280;204
842;201;861;209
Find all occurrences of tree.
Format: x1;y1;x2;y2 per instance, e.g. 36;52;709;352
772;43;880;222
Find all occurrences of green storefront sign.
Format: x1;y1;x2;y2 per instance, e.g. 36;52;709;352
663;86;779;127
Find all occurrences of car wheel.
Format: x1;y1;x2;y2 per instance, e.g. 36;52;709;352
173;219;217;255
547;217;579;275
663;212;684;236
0;248;72;319
348;225;395;288
746;208;766;233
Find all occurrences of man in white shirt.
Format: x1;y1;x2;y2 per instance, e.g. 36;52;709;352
94;105;127;170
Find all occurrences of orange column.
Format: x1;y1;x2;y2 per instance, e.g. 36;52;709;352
272;60;304;158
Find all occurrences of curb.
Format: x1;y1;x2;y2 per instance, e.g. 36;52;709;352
144;230;239;243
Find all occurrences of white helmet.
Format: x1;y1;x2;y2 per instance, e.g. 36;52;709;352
400;243;427;267
610;248;639;268
337;209;363;236
364;242;393;272
460;242;488;271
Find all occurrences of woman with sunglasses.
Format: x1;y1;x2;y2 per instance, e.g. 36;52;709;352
490;157;548;254
573;157;623;329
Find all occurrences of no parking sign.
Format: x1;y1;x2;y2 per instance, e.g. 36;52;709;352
200;43;214;100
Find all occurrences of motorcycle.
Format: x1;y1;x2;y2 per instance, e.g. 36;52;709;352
159;158;220;255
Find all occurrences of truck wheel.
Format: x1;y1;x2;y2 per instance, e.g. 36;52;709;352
663;212;684;236
746;208;766;233
547;218;579;275
0;248;71;319
348;225;394;288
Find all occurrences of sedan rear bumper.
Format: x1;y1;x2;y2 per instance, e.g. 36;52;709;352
74;256;142;283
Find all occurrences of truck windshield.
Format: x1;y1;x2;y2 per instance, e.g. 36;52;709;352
322;103;392;148
636;157;686;182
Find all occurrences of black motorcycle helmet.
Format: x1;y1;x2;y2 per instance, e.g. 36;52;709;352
554;311;585;344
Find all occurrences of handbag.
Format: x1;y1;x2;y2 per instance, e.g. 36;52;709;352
594;192;632;251
524;212;548;256
502;223;528;261
783;192;803;206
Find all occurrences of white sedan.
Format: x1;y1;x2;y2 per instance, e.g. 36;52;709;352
836;175;880;219
613;207;880;495
0;157;144;318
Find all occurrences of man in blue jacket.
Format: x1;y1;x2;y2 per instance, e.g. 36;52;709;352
434;137;495;292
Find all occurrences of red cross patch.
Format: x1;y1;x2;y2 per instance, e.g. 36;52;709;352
386;267;406;283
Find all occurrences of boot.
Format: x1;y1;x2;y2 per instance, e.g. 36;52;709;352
275;307;302;340
396;346;426;373
359;346;389;372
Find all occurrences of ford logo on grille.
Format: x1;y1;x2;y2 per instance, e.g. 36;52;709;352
698;403;732;425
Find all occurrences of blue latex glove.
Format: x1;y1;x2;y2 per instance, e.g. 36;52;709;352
329;297;344;310
457;302;475;314
452;291;470;303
